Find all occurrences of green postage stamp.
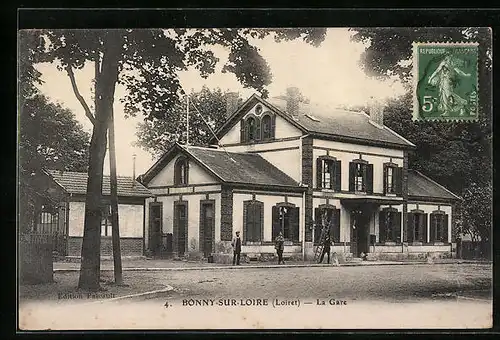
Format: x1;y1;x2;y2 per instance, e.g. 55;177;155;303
412;42;479;121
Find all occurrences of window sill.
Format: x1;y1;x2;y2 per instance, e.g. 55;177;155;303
244;241;263;246
321;189;337;193
246;241;301;246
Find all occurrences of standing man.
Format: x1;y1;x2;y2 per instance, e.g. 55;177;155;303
319;232;332;264
275;231;285;264
231;231;242;265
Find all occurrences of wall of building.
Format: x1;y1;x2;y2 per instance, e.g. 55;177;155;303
68;201;144;238
148;154;215;187
312;139;404;193
144;192;222;252
232;191;304;243
219;106;303;145
67;200;144;256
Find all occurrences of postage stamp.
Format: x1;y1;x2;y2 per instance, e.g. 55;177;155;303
412;42;479;121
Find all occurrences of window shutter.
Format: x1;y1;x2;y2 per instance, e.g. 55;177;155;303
272;206;280;240
395;167;402;195
185;160;189;185
253;202;262;242
316;158;323;189
393;212;402;242
333;208;340;243
421;213;428;243
290;207;300;242
173;204;179;252
270;115;276;139
242;202;248;243
383;164;388;195
240;119;246;143
259;202;264;242
314;208;321;244
430;214;436;242
379;211;386;243
335;160;342;191
349;162;355;192
255;118;261;141
442;214;449;242
366;164;374;194
406;212;413;242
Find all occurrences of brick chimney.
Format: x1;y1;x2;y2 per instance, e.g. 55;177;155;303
286;87;300;118
369;99;384;127
225;92;239;118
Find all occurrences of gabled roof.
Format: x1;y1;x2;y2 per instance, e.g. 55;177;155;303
141;143;302;190
408;170;461;201
46;170;153;197
212;94;415;149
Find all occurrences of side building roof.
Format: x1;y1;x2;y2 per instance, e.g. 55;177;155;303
408;170;461;202
45;170;153;198
141;143;303;190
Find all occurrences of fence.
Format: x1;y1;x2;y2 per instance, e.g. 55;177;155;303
456;239;491;260
19;233;54;284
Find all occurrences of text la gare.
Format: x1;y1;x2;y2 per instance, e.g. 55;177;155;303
317;298;347;306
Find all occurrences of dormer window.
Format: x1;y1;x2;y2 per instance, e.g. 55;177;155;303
174;157;189;186
240;111;275;143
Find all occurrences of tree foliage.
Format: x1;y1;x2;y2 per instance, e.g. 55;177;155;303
20;94;90;173
22;28;327;290
350;27;492;246
136;86;236;157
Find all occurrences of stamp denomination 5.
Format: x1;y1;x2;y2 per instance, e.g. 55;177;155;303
412;42;478;122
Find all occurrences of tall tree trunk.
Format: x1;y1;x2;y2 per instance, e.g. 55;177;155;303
109;107;123;284
78;33;122;291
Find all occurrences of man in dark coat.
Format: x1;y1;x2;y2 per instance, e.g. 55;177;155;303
319;233;332;264
231;231;242;265
275;231;285;264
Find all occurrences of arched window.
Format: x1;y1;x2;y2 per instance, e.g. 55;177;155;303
261;114;272;140
246;117;256;141
174;157;189;186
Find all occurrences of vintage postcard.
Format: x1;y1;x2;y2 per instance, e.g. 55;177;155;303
18;26;492;330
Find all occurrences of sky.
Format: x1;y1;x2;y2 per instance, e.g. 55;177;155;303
34;28;405;177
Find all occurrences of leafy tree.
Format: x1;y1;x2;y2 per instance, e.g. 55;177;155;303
20;94;90;173
19;31;91;236
136;86;236;157
22;28;327;290
18;94;91;235
350;28;492;251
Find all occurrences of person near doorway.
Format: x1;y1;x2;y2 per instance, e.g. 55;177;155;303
275;231;285;264
319;233;332;264
231;231;242;265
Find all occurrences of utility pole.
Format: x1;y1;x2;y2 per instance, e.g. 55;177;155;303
109;107;123;285
186;93;190;145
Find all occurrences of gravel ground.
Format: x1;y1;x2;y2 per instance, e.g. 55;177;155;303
19;263;492;330
157;263;492;303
